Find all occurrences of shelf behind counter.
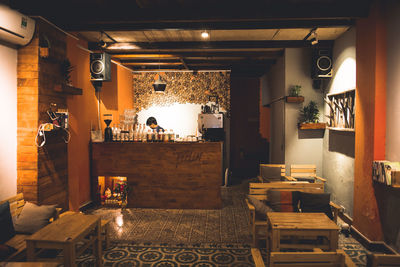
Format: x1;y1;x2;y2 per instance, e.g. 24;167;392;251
91;141;222;209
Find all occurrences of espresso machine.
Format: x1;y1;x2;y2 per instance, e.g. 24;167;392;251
198;113;224;141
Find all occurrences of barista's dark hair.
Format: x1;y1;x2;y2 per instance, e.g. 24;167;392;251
146;117;157;126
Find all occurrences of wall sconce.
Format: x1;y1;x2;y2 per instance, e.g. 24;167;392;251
153;74;166;93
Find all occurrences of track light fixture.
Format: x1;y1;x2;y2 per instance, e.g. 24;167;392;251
310;31;318;46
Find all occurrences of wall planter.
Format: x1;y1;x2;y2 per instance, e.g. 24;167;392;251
298;122;326;130
286;96;304;103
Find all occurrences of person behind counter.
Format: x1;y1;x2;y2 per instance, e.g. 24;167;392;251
146;117;164;132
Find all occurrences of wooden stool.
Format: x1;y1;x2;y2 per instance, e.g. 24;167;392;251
60;211;110;249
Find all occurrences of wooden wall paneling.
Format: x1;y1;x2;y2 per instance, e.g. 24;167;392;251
17;29;39;203
17;19;69;209
91;142;222;209
37;21;68;209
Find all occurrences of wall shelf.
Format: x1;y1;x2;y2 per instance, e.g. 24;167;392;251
299;122;326;130
327;127;355;132
286;96;304;103
54;84;83;95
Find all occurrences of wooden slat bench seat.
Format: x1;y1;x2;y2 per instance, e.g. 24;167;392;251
251;248;356;267
0;193;61;261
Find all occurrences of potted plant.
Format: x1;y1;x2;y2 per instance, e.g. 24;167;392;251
60;58;74;86
286;85;304;103
298;101;326;129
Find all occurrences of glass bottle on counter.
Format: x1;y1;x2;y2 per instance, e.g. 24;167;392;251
129;124;134;141
133;124;139;142
169;129;175;142
112;124;117;141
137;124;142;142
115;124;121;141
153;129;157;142
159;130;164;142
147;130;152;142
163;129;169;142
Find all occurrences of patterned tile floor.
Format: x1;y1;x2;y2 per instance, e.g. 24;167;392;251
68;234;369;266
77;181;371;266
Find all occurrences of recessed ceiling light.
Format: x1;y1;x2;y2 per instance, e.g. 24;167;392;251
201;31;209;39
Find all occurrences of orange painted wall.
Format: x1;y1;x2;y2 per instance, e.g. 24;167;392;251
353;2;386;241
66;38;133;210
66;37;98;210
100;64;133;130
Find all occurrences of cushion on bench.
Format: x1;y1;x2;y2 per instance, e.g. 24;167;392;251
14;202;57;234
267;190;300;212
247;195;274;220
299;192;333;220
0;201;16;243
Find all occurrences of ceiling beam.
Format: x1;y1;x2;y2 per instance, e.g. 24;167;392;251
90;40;333;51
111;51;283;59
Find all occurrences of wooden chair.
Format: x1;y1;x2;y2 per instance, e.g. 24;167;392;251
289;164;327;183
258;164;285;182
0;193;62;261
366;253;400;267
246;182;326;247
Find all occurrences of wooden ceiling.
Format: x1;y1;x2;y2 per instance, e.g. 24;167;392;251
10;0;371;76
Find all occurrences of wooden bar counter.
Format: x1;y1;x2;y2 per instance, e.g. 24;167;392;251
91;142;222;209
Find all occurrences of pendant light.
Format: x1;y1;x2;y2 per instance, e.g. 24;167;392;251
153;53;166;93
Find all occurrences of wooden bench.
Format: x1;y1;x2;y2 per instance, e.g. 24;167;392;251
251;248;356;267
287;164;327;183
366;253;400;267
246;182;342;247
59;211;111;249
0;193;61;261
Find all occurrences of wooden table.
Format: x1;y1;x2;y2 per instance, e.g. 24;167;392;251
25;213;102;267
267;212;339;253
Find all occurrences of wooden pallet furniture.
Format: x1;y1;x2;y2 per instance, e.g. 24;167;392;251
0;193;62;261
60;211;111;249
251;248;356;267
246;182;329;247
267;212;340;253
288;164;327;183
366;253;400;267
269;248;356;267
258;164;289;182
26;213;102;267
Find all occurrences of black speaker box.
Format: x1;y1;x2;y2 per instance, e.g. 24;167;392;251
90;52;111;81
311;48;333;79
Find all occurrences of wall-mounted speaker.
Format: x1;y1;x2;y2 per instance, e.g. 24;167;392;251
90;52;111;81
311;48;333;79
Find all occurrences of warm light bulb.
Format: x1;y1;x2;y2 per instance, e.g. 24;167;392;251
201;31;209;39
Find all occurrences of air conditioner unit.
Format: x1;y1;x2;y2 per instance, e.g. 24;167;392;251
0;4;35;46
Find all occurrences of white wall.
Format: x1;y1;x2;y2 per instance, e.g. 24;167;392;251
0;44;17;201
137;103;202;137
284;48;324;176
323;27;356;216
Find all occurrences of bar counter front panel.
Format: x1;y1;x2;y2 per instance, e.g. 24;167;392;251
91;142;222;209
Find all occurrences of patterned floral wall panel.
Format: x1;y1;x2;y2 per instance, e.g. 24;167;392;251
133;72;230;112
